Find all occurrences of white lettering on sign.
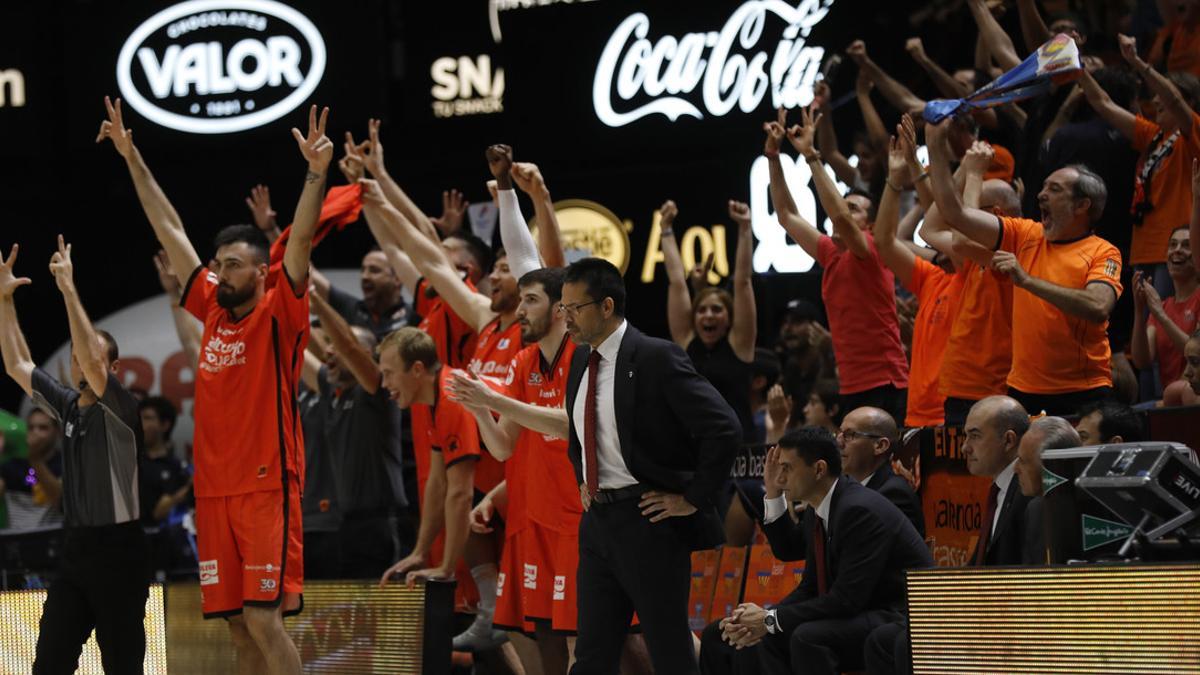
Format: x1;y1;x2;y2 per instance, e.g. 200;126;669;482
0;69;25;108
116;0;326;134
593;1;834;127
431;55;505;118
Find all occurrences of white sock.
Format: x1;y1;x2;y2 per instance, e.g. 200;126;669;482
470;563;499;628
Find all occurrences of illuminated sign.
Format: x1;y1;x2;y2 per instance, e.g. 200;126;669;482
592;1;835;127
430;55;504;118
116;0;326;134
532;199;632;274
488;0;598;43
0;69;25;108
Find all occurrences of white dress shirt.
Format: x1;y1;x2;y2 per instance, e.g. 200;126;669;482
990;459;1017;540
573;320;638;490
762;478;839;528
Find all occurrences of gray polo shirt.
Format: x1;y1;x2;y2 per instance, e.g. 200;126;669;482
30;368;142;528
319;369;404;515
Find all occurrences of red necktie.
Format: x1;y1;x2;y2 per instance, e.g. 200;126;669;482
583;350;602;498
975;483;1001;566
813;516;828;596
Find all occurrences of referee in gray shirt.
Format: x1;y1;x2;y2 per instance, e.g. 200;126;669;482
0;238;148;675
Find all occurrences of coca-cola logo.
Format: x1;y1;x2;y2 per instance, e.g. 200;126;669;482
116;0;326;134
592;0;835;127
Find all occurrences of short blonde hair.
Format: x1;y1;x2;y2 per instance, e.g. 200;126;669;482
377;327;440;371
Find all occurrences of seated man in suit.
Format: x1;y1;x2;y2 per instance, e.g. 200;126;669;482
700;427;932;675
864;395;1037;675
838;407;924;536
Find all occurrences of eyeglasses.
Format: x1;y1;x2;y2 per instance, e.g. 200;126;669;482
837;429;885;442
557;299;601;316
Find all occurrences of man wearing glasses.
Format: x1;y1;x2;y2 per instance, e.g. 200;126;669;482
836;407;924;536
560;258;741;675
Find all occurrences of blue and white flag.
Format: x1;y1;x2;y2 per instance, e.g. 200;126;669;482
924;34;1082;123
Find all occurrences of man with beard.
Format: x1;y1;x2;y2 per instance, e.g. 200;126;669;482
323;249;409;342
99;97;330;675
1;237;147;673
449;267;581;673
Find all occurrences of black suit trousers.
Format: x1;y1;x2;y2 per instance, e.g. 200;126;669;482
570;497;697;675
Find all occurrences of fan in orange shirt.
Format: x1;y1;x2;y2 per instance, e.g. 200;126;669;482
929;118;1123;417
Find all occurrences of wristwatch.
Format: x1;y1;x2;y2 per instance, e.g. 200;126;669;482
764;609;779;635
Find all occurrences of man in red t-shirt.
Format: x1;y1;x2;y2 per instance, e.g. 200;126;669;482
765;107;909;422
449;268;582;673
100;98;332;673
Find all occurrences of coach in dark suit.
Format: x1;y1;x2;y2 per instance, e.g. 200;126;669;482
560;258;741;675
840;407;924;536
700;427;932;675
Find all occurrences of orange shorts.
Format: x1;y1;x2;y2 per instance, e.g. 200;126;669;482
196;476;303;618
494;530;534;633
495;523;579;633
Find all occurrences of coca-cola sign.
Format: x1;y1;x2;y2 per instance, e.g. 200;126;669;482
592;0;835;127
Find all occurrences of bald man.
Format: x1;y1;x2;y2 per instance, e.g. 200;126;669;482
837;407;924;535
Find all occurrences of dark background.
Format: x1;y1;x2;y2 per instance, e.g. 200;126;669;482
0;0;1025;412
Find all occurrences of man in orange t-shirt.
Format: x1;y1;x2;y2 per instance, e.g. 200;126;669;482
102;98;333;672
930;119;1123;416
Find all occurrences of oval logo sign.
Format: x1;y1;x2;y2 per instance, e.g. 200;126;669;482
116;0;326;134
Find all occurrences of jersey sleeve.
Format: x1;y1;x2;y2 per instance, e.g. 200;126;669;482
435;397;482;468
30;368;75;424
1131;115;1160;153
181;265;218;322
269;265;311;335
1086;240;1124;296
998;217;1041;255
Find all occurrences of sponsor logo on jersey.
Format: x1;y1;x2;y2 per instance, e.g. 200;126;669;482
200;559;219;585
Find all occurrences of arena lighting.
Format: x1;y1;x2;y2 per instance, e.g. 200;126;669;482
906;564;1200;674
115;0;326;134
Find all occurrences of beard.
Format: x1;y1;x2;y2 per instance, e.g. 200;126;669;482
217;283;256;309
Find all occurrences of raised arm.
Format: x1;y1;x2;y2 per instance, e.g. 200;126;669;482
1142;275;1192;353
1015;0;1052;55
1078;69;1136;140
788;107;870;258
727;200;757;362
966;0;1022;70
658;200;694;348
430;189;468;238
512;162;566;268
359;180;493;331
358;195;422;291
1121;34;1197;138
875;138;919;286
764;108;823;259
855;72;890;151
926;119;1003;248
48;236;108;397
487;145;542;279
846;41;926;116
0;245;34;395
447;370;570;439
284;105;334;291
1130;271;1156;369
348;120;442;246
310;290;381;394
814;81;861;187
97;97;202;277
245;184;282;244
153;252;202;367
900;114;934;211
907;37;972;99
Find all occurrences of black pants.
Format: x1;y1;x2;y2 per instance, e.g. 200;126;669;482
570;497;696;675
699;609;901;675
863;620;912;675
841;385;907;427
33;522;149;675
1008;386;1111;417
303;529;342;580
338;513;398;579
942;397;977;427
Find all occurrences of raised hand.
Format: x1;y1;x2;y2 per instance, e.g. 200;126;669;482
905;37;926;61
346;119;385;178
785;106;822;158
887;136;909;179
961;140;994;176
762;107;787;156
358;178;387;207
845;39;868;65
813;81;832;110
763;444;785;498
245;184;277;233
660;200;679;228
511;162;548;198
292;105;333;172
95;96;134;158
431;189;469;235
153;250;181;296
48;235;75;293
898;114;919;162
1142;277;1165;316
485;144;514;182
728;200;751;231
0;245;32;298
1117;34;1142;67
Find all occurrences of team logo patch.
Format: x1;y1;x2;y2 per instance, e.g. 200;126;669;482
259;578;277;592
523;563;538;590
528;372;543;385
497;338;511;350
1103;259;1118;278
257;465;268;478
553;575;566;601
199;560;219;586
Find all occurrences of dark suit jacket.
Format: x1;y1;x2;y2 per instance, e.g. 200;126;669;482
969;472;1044;566
866;463;925;537
761;476;933;635
565;323;742;551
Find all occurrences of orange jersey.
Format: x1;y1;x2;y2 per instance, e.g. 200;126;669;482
938;259;1014;401
415;278;478;369
182;265;309;498
502;336;582;534
1000;217;1123;394
904;259;964;427
410;368;504;501
469;317;524;387
1129;112;1200;265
